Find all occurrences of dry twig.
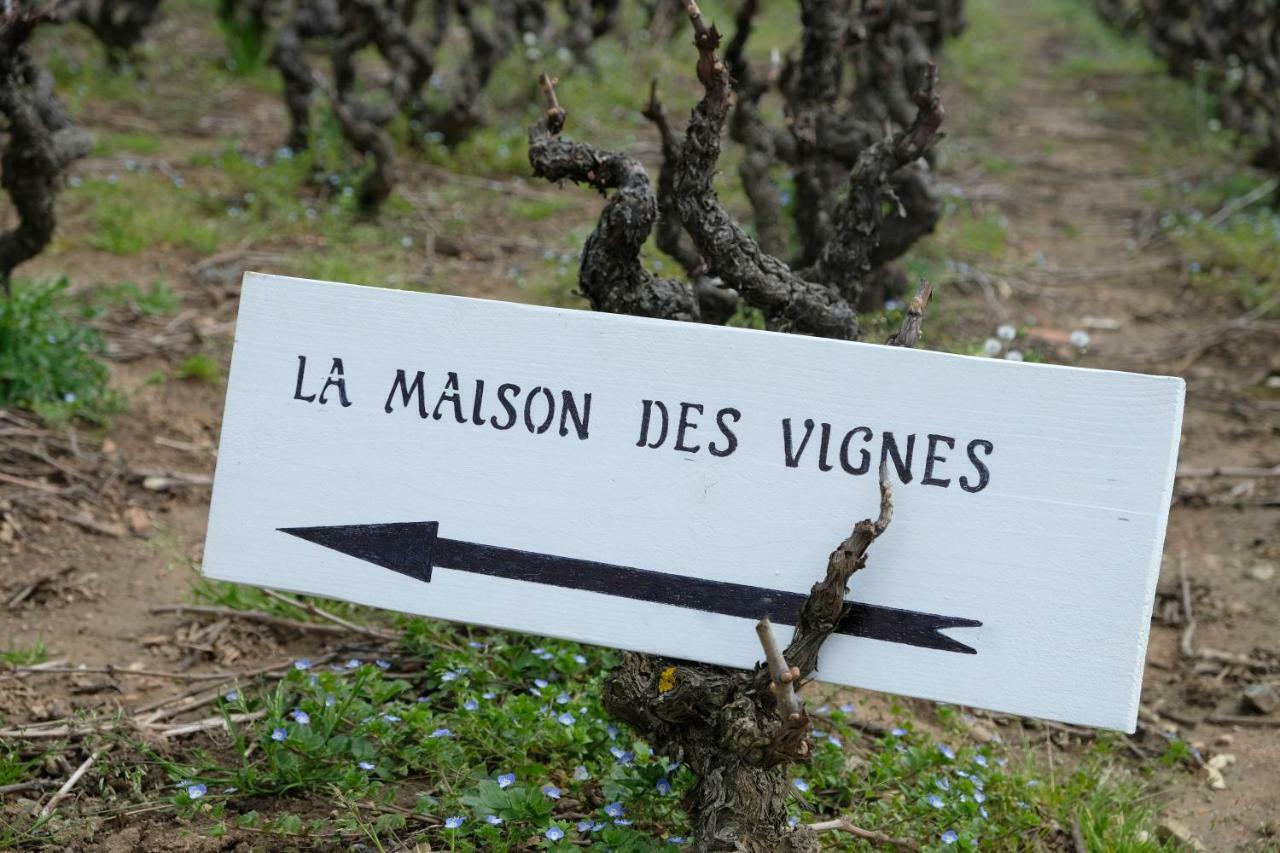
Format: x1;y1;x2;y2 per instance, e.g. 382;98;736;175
807;816;919;850
40;746;109;816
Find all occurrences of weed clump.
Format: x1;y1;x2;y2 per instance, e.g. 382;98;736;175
0;279;119;423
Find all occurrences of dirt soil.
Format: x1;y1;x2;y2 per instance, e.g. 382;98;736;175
2;6;1279;852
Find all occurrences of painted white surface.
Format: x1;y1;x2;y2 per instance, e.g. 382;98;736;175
203;273;1185;731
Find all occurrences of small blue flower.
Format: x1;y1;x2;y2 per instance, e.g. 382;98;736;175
610;747;634;764
441;670;459;682
223;691;239;701
375;659;391;669
293;658;311;670
186;783;207;799
429;728;452;738
290;710;310;725
383;714;401;723
542;784;561;799
827;734;842;748
941;830;958;845
606;725;619;740
358;761;375;771
974;791;986;804
485;815;503;825
938;743;956;760
787;816;800;828
545;827;564;841
533;678;549;689
532;647;545;655
416;696;430;703
271;728;287;742
656;777;672;795
927;794;945;809
463;698;479;711
577;820;594;832
325;694;336;707
555;692;571;705
668;838;686;845
793;778;809;793
482;691;497;700
815;703;830;714
605;802;625;818
557;712;575;726
840;702;855;713
468;640;485;649
573;765;589;781
980;805;989;818
936;777;951;792
497;773;516;788
345;658;361;668
614;819;632;826
444;816;465;829
573;654;587;665
891;727;907;737
974;754;988;768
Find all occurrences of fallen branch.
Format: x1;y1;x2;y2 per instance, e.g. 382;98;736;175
0;719;133;739
1205;714;1280;727
159;709;267;739
807;816;919;850
2;662;277;681
40;746;109;816
1205;178;1279;228
150;603;360;636
1178;555;1196;659
260;587;399;641
1176;464;1280;478
0;779;58;795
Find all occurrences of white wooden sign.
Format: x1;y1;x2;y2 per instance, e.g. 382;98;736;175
203;273;1184;731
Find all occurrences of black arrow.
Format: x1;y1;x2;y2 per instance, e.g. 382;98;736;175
278;522;981;654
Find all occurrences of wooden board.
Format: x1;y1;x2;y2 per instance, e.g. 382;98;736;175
203;272;1185;731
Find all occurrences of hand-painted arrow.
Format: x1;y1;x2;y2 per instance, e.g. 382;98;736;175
278;522;982;654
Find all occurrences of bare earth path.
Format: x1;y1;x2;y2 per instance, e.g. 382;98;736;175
934;3;1280;846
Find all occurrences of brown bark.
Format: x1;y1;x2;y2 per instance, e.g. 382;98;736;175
73;0;164;65
525;2;943;844
0;2;93;294
528;74;701;321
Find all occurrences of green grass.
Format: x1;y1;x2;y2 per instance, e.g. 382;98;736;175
0;280;121;424
174;353;223;384
93;129;164;157
72;174;225;256
945;0;1027;120
101;583;1176;851
1173;201;1280;317
91;279;181;316
1;638;48;667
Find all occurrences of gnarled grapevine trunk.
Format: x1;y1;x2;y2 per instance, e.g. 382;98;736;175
1;2;93;295
526;1;946;845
